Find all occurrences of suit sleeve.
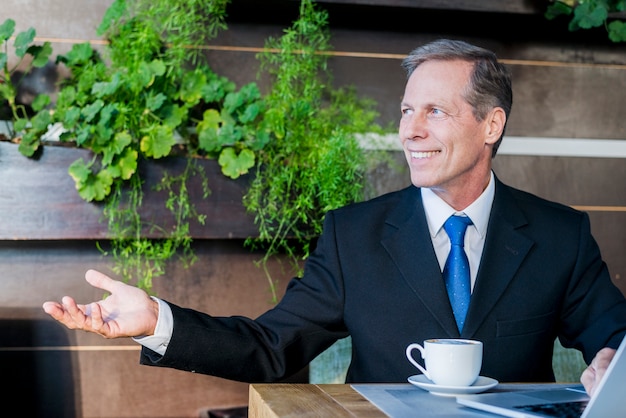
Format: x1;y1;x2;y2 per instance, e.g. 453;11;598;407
558;212;626;362
139;211;349;382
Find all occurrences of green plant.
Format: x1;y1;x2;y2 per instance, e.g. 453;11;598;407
6;0;388;297
108;0;230;66
16;0;269;291
243;0;385;302
546;0;626;42
0;18;52;138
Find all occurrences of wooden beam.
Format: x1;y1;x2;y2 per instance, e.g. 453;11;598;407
0;141;258;240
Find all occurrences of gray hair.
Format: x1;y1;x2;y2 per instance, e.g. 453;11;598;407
401;39;512;157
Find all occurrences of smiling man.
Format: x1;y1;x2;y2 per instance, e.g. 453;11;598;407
43;39;626;396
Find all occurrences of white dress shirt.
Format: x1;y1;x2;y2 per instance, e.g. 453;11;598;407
134;172;496;355
422;171;495;290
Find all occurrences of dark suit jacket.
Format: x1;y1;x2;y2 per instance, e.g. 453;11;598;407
141;176;626;383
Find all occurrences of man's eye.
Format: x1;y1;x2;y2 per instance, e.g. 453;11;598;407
431;108;443;116
401;108;413;116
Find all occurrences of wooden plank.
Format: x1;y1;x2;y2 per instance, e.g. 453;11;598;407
249;385;280;418
320;384;388;417
0;141;258;240
314;0;543;14
249;384;362;417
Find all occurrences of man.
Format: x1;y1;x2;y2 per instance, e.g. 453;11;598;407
43;39;626;396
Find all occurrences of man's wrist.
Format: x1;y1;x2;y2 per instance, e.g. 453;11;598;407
133;297;173;355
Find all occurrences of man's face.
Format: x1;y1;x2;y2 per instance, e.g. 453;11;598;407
399;59;499;207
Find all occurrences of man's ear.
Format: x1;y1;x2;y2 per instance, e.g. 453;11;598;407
484;107;506;145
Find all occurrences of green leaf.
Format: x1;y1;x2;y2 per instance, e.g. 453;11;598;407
146;92;167;112
180;69;207;104
31;94;51;112
83;169;114;202
0;19;15;42
216;122;242;146
17;132;41;157
0;52;7;71
27;42;53;67
148;59;166;77
240;102;261;124
545;2;572;20
162;104;186;128
92;73;122;97
74;125;92;146
18;131;41;157
30;110;51;131
218;147;255;179
97;103;117;129
69;159;114;202
224;83;262;117
116;147;138;180
572;2;608;29
63;42;95;66
94;124;115;148
97;0;127;36
56;86;77;108
68;159;92;185
140;125;176;158
107;147;138;180
608;20;626;42
196;109;222;152
82;99;105;122
61;106;81;129
14;27;36;57
201;74;234;103
132;59;166;91
249;124;271;150
223;90;245;113
13;118;28;132
102;131;132;165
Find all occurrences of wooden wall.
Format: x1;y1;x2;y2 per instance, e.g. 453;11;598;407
1;1;625;416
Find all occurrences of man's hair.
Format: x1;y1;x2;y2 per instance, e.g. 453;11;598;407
401;39;512;157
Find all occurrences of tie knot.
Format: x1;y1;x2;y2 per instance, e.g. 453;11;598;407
444;215;472;246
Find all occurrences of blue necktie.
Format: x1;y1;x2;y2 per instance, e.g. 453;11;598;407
443;215;473;333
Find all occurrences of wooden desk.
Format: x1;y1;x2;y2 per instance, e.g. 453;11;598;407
249;384;387;418
248;382;579;417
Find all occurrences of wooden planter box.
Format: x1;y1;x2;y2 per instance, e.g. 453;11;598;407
0;140;257;240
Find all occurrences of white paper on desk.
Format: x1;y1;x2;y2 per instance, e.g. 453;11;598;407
351;384;488;417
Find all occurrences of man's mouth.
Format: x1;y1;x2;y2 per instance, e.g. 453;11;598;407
410;151;440;159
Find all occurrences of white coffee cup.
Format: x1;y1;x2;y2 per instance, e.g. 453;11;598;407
405;338;482;387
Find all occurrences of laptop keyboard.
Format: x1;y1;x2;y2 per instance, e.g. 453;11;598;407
514;400;588;418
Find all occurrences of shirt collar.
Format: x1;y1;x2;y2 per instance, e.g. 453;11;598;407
421;171;495;238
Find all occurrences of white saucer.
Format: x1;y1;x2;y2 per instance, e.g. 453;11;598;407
407;375;498;397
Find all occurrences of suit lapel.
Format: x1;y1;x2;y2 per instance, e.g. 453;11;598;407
462;179;535;338
380;187;459;337
379;181;536;339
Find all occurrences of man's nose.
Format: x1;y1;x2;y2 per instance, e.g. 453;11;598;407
402;116;427;141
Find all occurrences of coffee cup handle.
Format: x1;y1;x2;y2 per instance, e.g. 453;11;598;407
406;343;431;380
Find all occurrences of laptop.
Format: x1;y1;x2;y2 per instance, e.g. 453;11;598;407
456;334;626;418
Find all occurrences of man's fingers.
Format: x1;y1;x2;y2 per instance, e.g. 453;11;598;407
84;269;119;294
63;296;88;329
580;367;596;396
42;301;64;320
581;347;617;396
89;302;105;331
